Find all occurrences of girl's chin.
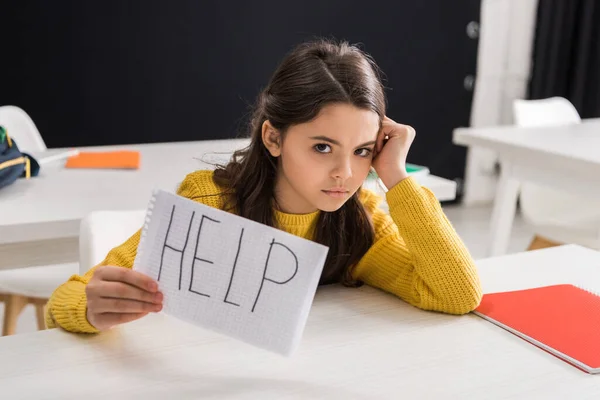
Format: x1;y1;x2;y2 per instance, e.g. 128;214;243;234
315;195;350;212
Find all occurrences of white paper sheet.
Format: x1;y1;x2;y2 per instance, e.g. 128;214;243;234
133;189;328;356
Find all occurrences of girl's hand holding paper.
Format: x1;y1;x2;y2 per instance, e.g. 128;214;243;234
85;265;163;331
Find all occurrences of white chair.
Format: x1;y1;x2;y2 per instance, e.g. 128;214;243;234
79;210;146;274
0;106;65;335
513;97;600;250
0;210;145;335
0;107;144;335
0;263;79;335
0;105;46;152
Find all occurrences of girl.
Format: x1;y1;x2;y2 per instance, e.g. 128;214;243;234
46;40;482;333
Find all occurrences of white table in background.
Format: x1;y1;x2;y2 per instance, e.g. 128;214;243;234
453;118;600;256
0;139;456;247
1;245;599;399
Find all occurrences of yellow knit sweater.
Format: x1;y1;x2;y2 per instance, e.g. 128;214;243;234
46;170;482;333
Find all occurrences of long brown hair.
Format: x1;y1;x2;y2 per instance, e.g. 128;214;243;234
213;39;386;286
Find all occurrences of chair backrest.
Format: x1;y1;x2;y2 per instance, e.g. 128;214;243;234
0;106;47;152
513;97;581;127
512;97;586;233
79;210;147;274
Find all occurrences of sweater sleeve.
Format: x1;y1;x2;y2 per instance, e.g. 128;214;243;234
45;172;213;333
352;177;482;315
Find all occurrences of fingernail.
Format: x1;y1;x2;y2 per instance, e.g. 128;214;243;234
154;292;163;302
148;282;158;292
154;304;163;312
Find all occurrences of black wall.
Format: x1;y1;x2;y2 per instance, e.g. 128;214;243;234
3;1;480;183
529;0;600;118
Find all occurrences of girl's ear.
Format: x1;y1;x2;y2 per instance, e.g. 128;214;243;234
261;120;282;157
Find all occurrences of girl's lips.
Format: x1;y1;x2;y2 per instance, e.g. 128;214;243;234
322;190;349;198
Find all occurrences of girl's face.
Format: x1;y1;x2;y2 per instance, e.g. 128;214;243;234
264;103;380;214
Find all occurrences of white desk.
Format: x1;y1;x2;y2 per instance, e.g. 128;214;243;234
0;139;248;245
1;245;599;399
453;119;600;256
0;140;456;246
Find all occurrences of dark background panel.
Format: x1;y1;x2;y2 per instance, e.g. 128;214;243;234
2;0;481;183
528;0;600;118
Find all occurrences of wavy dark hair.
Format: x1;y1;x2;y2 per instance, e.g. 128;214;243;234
213;39;386;286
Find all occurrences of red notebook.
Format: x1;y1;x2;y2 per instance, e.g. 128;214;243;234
474;284;600;373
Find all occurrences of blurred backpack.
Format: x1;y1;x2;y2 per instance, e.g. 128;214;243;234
0;125;40;189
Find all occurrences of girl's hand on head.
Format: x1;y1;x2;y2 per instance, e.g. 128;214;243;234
85;265;163;331
372;116;416;189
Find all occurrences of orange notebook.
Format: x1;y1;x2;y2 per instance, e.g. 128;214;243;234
474;284;600;373
65;151;140;169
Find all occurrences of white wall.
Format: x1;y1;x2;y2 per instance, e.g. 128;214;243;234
462;0;539;205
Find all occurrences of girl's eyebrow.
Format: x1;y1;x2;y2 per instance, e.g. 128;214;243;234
310;135;341;145
310;136;376;148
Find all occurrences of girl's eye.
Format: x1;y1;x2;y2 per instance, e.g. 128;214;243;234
355;148;373;157
314;143;332;153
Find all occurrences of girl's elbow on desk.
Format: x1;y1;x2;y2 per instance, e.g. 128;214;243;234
413;272;483;315
415;291;481;316
437;281;483;315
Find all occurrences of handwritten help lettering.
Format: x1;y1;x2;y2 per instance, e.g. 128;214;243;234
157;206;299;313
133;190;328;356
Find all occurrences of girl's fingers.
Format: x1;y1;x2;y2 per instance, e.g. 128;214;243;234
376;118;395;153
92;297;163;314
97;281;162;304
96;265;159;293
376;127;387;153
